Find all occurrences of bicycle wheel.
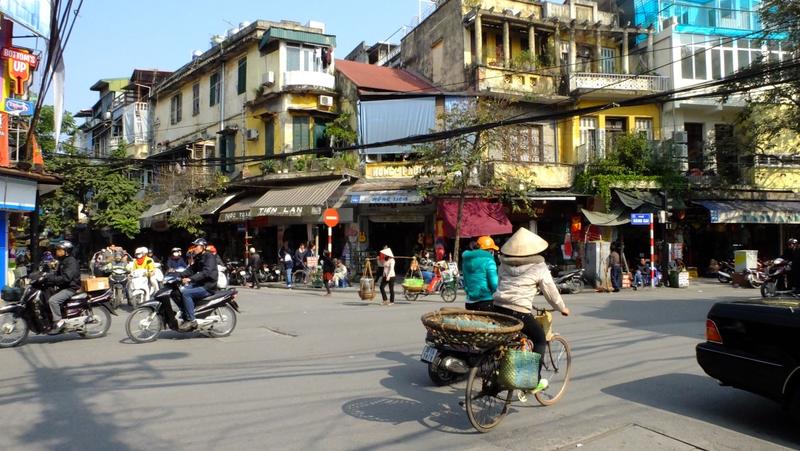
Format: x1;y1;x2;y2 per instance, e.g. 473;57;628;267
292;270;308;286
535;335;572;406
465;355;514;433
403;288;419;302
440;285;457;303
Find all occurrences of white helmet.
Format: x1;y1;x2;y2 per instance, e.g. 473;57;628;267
134;247;149;257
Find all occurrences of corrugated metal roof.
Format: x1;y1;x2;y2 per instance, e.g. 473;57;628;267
201;194;237;216
260;27;336;49
251;180;343;209
335;59;437;93
220;194;262;214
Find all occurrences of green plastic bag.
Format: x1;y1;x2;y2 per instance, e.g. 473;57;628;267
403;278;424;289
498;349;541;389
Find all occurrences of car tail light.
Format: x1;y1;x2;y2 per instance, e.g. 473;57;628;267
706;319;723;344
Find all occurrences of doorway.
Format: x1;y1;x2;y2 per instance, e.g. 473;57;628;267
685;123;704;171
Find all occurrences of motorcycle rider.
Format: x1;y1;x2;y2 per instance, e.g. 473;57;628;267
782;238;799;292
492;228;571;394
462;235;499;312
45;241;82;333
129;247;158;293
179;238;218;331
167;247;187;272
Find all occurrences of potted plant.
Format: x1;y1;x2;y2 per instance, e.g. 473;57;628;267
260;159;276;174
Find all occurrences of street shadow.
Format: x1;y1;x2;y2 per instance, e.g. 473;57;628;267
602;373;800;448
582;297;721;338
3;350;188;450
342;350;500;437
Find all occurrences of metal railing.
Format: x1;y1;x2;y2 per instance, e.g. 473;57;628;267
569;72;669;92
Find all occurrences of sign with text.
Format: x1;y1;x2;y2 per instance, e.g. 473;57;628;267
364;162;423;179
219;210;251;223
630;213;652;226
3;98;32;115
2;46;36;95
0;112;7;166
250;206;322;218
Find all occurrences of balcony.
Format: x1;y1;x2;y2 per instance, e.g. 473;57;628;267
569;73;669;96
284;71;335;91
485;161;575;190
476;66;561;99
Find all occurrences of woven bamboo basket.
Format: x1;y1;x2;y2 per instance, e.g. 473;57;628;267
421;309;523;348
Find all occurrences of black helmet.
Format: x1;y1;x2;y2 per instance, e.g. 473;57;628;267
56;240;74;254
191;238;207;247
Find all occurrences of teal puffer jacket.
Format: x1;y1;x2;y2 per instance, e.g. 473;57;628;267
461;249;498;302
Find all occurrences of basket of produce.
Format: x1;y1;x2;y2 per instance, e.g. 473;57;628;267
402;277;425;292
421;309;523;348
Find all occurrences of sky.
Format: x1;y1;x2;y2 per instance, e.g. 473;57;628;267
61;0;435;113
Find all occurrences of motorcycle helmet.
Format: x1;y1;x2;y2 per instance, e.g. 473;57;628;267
788;238;798;246
207;244;217;255
191;238;208;248
56;240;74;254
476;236;499;251
134;247;148;258
42;251;54;262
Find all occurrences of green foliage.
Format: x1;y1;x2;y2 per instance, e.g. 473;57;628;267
510;50;536;71
576;133;686;207
167;173;228;235
36;105;76;156
41;146;144;238
260;159;276;174
325;112;357;147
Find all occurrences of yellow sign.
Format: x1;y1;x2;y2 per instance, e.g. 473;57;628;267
358;231;366;243
365;162;423;179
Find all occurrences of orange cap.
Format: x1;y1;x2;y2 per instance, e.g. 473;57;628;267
477;236;499;251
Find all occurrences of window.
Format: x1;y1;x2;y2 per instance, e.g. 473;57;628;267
579;116;601;160
431;41;444;84
601;47;616;74
286;44;322;72
635;118;654;140
313;118;328;149
237;57;247;95
508;125;544;162
264;118;275;156
192;83;200;116
210;72;220;107
170;93;182;125
681;34;708;80
292;116;310;150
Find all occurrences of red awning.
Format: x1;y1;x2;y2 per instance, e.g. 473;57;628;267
439;199;512;238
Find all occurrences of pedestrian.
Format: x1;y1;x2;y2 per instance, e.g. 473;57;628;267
320;249;335;296
294;242;307;272
379;247;396;305
332;258;349;288
279;241;293;288
609;244;622;292
462;236;499;312
247;246;262;289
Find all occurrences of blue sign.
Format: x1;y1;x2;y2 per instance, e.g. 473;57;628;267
4;98;33;116
630;213;652;226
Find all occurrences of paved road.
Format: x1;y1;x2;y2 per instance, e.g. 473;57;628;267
0;280;797;450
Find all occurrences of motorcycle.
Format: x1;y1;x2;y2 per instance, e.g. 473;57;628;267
716;260;734;283
257;263;282;283
109;265;130;309
0;274;115;348
761;258;794;297
403;261;458;303
127;268;154;307
226;261;248;286
549;265;584;294
124;274;240;343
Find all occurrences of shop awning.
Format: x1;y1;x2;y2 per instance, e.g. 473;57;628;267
581;208;631;226
348;190;423;204
615;190;686;212
259;27;336;50
140;199;174;228
201;194;237;216
440;199;512;238
219;194;263;223
250;180;342;218
697;200;800;224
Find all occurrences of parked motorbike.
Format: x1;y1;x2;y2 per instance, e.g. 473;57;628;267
0;274;115;348
257;263;282;283
225;261;248;286
716;260;734;283
124;274;240;343
761;258;794;297
549;265;584;294
744;262;767;289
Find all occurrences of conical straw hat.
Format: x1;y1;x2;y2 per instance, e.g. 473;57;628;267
500;227;548;257
380;248;394;258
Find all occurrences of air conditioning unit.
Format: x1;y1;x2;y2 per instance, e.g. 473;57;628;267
319;95;334;107
261;71;275;86
245;128;259;140
672;131;688;143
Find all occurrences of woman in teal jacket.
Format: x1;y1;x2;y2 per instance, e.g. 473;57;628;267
461;236;499;311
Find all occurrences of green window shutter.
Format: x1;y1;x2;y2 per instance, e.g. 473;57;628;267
210;72;219;106
264;118;275;156
293;116;309;150
237;57;247;95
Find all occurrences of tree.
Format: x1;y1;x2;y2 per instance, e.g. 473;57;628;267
41;144;145;239
413;98;540;264
166;173;228;235
36;105;76;155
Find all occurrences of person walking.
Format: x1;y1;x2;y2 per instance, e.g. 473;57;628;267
247;247;262;289
462;236;499;312
279;242;293;289
609;245;622;292
379;247;396;305
320;250;335;296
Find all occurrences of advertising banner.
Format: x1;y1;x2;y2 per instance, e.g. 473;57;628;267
0;0;51;39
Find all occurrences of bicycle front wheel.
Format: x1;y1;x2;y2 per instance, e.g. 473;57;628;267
535;335;572;406
292;270;308;286
465;355;513;433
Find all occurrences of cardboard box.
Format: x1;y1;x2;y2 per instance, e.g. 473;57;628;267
82;277;110;292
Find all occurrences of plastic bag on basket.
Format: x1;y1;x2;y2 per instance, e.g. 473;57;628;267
359;278;375;300
403;278;424;289
498;349;541;389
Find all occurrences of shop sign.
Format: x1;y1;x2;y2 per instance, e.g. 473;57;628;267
0;112;7;166
219;210;250;223
365;163;422;179
630;213;652;225
2;47;36;96
252;206;308;217
349;191;422;204
4;98;32;116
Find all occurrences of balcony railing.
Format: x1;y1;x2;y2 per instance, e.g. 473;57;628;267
477;66;559;98
377;45;401;67
569;73;669;93
485;161;575;190
284;71;335;90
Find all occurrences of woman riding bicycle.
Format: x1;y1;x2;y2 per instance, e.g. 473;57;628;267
492;227;571;392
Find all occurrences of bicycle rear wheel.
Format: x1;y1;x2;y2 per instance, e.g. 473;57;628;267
292;270;308;286
465;355;513;433
535;335;572;406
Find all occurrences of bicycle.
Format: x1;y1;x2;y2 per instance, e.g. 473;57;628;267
464;308;572;432
292;265;322;286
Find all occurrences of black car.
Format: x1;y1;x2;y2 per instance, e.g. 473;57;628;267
696;299;800;422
